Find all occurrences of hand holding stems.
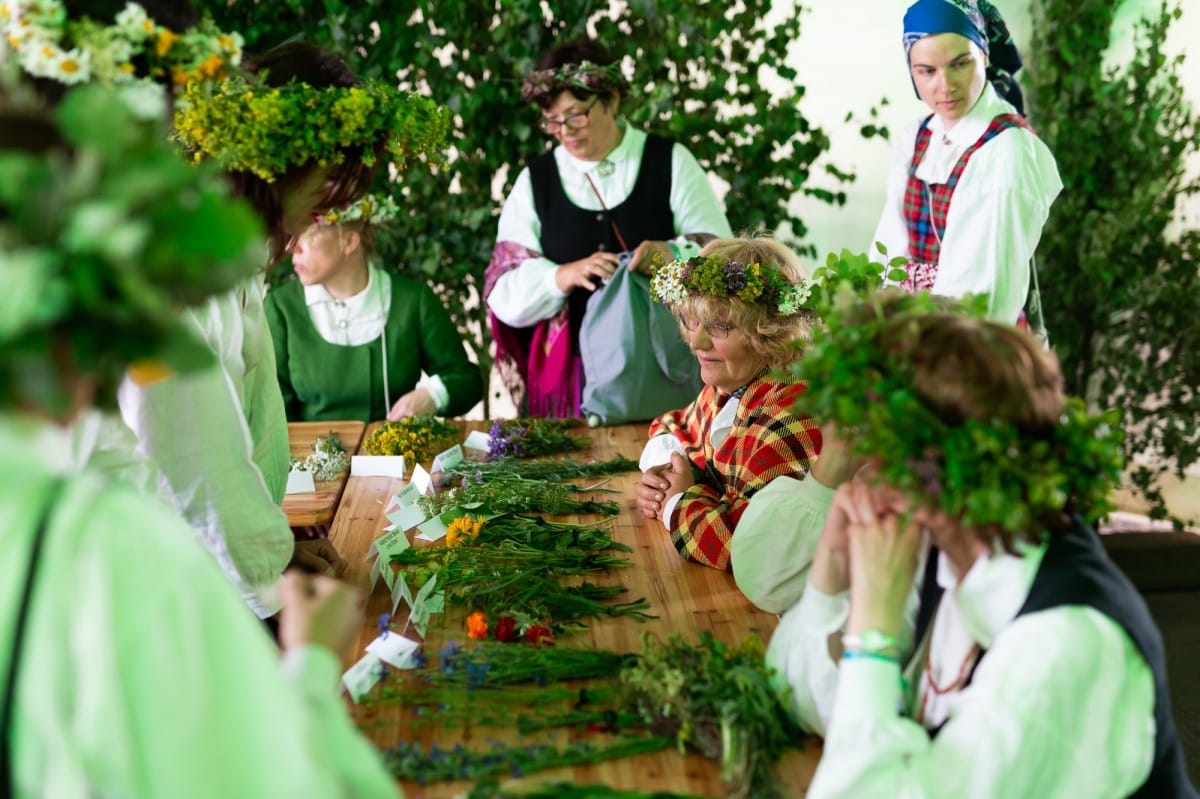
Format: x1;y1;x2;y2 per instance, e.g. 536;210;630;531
635;452;695;521
555;250;619;292
810;421;862;490
277;569;364;655
388;387;436;420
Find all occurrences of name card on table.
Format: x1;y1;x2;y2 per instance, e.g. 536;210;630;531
351;455;406;478
366;632;421;669
431;443;464;474
284;464;316;495
415;514;448;542
341;653;383;703
410;463;434;495
386;504;428;533
463;430;492;452
392;482;423;508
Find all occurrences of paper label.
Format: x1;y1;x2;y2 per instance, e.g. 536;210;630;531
387;504;428;532
463;430;491;452
410;463;433;495
350;455;406;478
341;653;383;702
284;464;316;495
366;632;421;669
392;482;423;507
374;527;411;560
415;515;448;542
431;443;464;473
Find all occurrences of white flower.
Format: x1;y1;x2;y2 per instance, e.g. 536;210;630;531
650;260;689;305
48;45;89;82
114;2;149;35
114;80;168;120
776;280;814;315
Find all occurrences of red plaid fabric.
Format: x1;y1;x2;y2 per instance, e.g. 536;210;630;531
649;377;821;570
901;113;1029;288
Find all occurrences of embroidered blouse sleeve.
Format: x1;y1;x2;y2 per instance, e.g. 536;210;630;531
808;607;1156;799
486;166;569;328
932;129;1063;323
669;143;734;259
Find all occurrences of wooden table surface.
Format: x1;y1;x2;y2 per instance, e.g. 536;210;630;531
283;421;367;526
328;421;820;798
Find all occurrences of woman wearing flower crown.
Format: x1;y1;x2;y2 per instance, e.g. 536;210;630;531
0;88;401;799
265;195;484;422
485;37;733;417
766;295;1195;798
871;0;1061;325
635;236;823;578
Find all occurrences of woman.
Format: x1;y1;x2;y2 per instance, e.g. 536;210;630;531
871;0;1061;323
768;297;1195;797
266;195;484;422
635;237;822;576
485;37;733;417
1;86;399;799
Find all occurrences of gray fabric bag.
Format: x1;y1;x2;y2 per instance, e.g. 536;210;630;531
580;263;703;425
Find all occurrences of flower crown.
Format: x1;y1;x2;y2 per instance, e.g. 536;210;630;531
318;193;400;226
1;85;264;411
2;0;243;87
520;59;628;103
649;254;814;315
174;75;452;181
791;290;1124;535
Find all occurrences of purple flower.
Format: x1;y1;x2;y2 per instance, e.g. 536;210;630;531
377;612;392;638
723;261;747;293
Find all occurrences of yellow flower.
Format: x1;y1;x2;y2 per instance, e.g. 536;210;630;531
445;516;484;547
155;29;178;58
198;53;224;78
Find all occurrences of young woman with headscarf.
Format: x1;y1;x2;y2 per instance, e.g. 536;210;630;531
871;0;1061;324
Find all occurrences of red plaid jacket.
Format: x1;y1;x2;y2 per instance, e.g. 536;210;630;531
648;377;821;570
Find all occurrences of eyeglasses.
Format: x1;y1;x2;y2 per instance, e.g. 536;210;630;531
678;316;737;341
539;99;599;134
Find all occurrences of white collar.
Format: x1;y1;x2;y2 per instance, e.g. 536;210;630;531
558;122;641;176
938;535;1047;649
927;83;1015;147
303;262;380;309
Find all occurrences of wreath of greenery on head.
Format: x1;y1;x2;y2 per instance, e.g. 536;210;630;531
0;85;264;413
790;288;1125;536
174;74;452;181
649;247;911;318
2;0;243;87
520;60;628;104
317;192;400;226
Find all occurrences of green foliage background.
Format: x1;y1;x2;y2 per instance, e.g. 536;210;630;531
1025;0;1200;518
193;0;865;413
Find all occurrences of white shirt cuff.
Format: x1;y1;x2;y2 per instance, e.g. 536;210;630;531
832;656;905;724
639;433;686;470
417;374;450;414
661;491;684;526
798;582;851;635
542;264;568;299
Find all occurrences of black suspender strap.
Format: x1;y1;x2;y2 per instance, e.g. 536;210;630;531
1;481;60;799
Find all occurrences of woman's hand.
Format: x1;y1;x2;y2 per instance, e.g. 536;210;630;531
635;453;695;521
810;421;862;489
555;251;619;292
628;240;672;275
290;538;348;578
277;570;364;655
842;482;923;639
388;387;437;420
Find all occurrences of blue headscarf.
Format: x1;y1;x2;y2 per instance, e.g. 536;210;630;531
903;0;1027;115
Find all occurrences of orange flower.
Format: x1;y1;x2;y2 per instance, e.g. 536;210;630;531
155;29;178;57
466;611;488;640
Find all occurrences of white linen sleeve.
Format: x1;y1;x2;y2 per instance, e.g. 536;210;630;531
639;433;686;470
488;166;570;327
870;119;922;271
118;363;294;618
933;130;1063;323
765;583;851;735
730;476;834;614
669;143;733;246
808;607;1156;799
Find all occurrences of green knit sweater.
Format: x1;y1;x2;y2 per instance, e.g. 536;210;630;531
264;273;483;422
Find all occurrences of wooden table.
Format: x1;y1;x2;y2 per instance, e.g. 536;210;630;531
328;422;821;797
283;421;366;526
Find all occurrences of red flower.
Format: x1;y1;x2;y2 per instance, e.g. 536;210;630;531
494;616;517;643
525;624;555;647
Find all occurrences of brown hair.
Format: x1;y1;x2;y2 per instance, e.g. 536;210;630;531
231;42;383;265
885;310;1067;544
674;235;814;370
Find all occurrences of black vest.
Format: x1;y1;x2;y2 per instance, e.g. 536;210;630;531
528;134;676;345
915;522;1197;798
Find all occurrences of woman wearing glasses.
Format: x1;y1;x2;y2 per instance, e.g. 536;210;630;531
485;38;732;417
634;237;823;582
